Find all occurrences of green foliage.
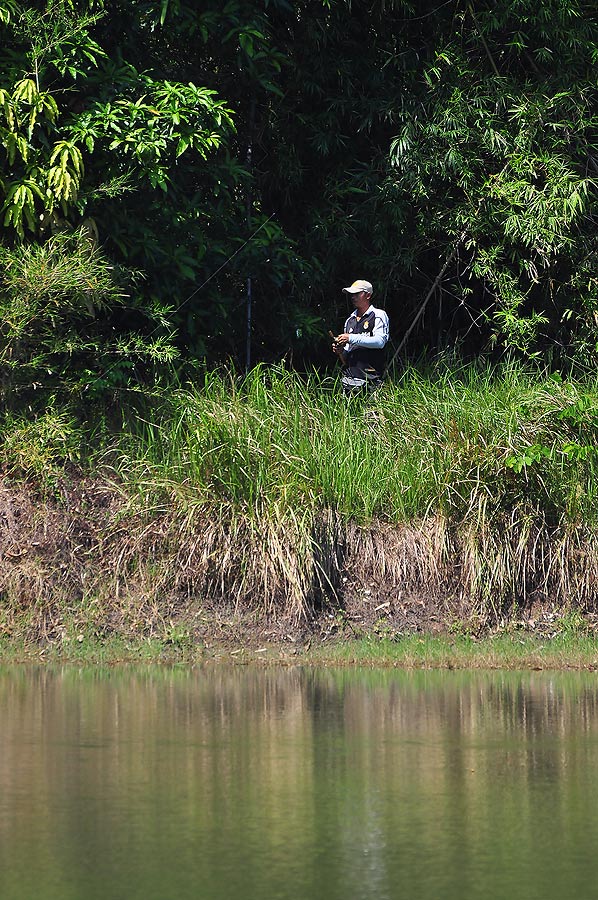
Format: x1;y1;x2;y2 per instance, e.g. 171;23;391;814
1;0;598;393
0;0;239;399
0;406;82;485
104;364;598;530
385;0;598;361
0;228;179;405
0;1;106;236
0;1;234;239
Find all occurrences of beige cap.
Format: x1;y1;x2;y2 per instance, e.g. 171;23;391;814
343;279;373;295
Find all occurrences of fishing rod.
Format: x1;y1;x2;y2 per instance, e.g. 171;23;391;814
329;330;348;368
384;222;471;374
85;213;276;391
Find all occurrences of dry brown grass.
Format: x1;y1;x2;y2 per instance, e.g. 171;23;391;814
3;476;598;652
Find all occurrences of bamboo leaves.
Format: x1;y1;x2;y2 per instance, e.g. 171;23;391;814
0;75;73;236
386;2;598;360
48;140;83;205
0;1;18;25
2;179;45;235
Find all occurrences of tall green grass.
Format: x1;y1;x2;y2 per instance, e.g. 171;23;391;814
5;362;598;623
76;362;598;621
111;362;598;526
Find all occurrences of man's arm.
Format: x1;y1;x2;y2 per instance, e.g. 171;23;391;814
341;311;390;350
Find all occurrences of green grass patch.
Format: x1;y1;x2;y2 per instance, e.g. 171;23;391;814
4;362;598;624
315;631;598;670
100;362;598;527
3;630;598;671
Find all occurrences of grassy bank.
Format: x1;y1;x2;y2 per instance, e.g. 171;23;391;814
2;362;598;658
3;626;598;671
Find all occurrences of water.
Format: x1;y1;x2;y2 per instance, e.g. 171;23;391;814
1;665;598;900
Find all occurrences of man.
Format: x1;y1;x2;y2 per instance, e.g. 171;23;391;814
332;279;390;393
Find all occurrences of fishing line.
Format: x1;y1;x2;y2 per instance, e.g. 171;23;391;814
86;212;275;390
382;160;518;375
167;212;275;321
384;219;473;374
396;0;455;21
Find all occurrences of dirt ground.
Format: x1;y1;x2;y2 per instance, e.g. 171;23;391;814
0;476;594;656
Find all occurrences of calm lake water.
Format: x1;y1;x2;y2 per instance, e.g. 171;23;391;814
1;665;598;900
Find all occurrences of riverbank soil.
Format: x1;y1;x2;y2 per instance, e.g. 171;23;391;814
1;476;597;662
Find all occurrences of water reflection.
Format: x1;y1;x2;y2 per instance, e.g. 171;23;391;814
1;666;597;900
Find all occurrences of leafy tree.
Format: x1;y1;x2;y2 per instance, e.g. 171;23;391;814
1;0;597;404
0;0;236;402
385;0;598;363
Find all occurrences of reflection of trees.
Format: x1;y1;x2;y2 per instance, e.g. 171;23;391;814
1;667;598;898
304;669;598;899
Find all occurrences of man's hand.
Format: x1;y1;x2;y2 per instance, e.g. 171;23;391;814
329;330;349;362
